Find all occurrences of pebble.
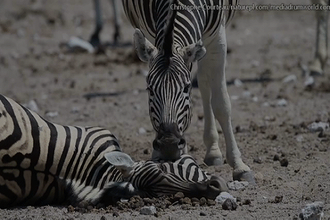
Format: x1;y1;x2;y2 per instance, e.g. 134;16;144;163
253;157;262;164
277;99;287;107
199;197;207;206
273;154;280;161
140;206;157;215
138;127;147;134
174;192;185;200
215;192;237;204
200;212;207;216
252;96;258;102
304;76;315;87
307;122;329;133
299;201;324;220
231;95;239;101
280;158;289;167
282;74;297;83
67;36;95;53
24;100;39;113
234;79;243;87
46;111;59;118
222;199;238;210
100;216;107;220
227;180;249;191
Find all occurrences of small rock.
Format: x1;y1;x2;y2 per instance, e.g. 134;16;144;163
222;198;238;210
67;205;74;212
24;100;39;113
299;201;324;220
215;192;237;204
138;127;147;134
252;96;258;102
180;197;192;205
200;212;207;216
273;154;280;161
67;36;94;53
100;216;107;220
277;99;287;107
253;157;262;164
267;134;277;140
46;111;59;118
304;76;315;87
231;95;239;101
307;122;329;133
227;181;249;191
140;206;157;215
264;116;276;121
296;135;304;142
199;197;207;206
143;149;150;154
242;199;251;205
113;212;119;217
174;192;185;200
207;199;216;206
282;74;297;83
274;195;283;203
280;158;289;167
234;79;243;87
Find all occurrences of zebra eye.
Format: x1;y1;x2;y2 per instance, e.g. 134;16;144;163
183;84;190;93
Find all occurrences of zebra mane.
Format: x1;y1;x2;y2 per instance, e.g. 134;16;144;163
162;0;178;58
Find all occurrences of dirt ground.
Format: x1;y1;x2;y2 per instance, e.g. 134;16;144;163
0;0;330;219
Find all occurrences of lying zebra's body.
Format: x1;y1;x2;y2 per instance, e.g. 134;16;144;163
0;95;226;207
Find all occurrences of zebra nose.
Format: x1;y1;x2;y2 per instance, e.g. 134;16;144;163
207;176;228;199
153;123;185;160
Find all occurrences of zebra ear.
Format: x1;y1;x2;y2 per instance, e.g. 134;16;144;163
104;151;135;177
181;40;206;64
134;29;158;63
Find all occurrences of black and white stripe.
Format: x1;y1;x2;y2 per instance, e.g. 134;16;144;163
0;95;225;207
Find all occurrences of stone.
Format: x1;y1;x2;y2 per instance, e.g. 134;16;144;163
299;201;324;220
222;198;238;210
140;206;157;215
227;180;249;191
277;99;287;107
215;192;237;204
280;158;289;167
307;122;329;133
282;74;297;83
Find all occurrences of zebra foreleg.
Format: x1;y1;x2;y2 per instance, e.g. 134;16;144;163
90;0;103;47
199;24;254;184
110;0;121;44
309;0;329;76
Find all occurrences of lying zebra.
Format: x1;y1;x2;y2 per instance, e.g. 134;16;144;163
0;95;226;207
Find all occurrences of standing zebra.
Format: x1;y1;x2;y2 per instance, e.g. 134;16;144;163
122;0;254;183
309;0;329;76
0;95;226;207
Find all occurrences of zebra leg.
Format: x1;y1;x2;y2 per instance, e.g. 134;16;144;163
90;0;103;47
309;0;328;76
199;24;254;183
110;0;121;44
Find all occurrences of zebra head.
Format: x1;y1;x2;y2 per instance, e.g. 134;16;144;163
104;152;227;200
133;7;206;161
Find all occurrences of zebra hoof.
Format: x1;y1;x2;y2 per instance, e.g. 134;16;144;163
204;157;223;166
233;170;256;185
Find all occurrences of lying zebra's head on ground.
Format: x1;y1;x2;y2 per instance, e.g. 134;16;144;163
103;152;227;201
133;10;206;162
